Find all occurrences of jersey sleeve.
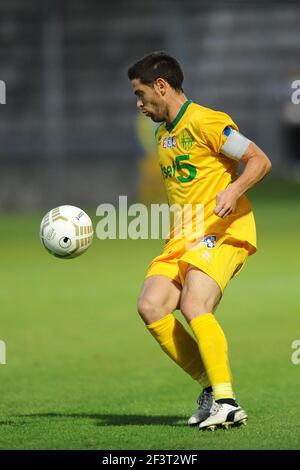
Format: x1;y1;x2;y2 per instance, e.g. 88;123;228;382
200;111;239;154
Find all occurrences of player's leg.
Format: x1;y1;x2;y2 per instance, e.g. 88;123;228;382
180;266;247;429
137;274;180;324
137;274;210;387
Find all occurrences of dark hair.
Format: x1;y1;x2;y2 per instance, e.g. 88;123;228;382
127;51;184;92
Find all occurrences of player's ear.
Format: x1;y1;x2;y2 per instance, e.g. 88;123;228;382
154;78;167;96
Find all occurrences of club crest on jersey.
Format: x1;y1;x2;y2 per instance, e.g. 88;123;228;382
201;235;217;249
162;136;177;148
180;129;194;151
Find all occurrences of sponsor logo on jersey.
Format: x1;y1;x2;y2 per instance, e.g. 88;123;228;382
180;129;194;150
201;235;217;249
162;136;177;148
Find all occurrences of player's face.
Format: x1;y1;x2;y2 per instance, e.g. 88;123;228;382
131;79;167;123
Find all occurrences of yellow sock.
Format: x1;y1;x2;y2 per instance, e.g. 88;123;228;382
190;313;234;400
147;314;210;388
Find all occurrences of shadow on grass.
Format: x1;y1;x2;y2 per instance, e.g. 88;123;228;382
15;413;186;427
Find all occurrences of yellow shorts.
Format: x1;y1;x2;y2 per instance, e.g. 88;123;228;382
145;235;249;293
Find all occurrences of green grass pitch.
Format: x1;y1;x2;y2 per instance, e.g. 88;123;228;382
0;179;299;450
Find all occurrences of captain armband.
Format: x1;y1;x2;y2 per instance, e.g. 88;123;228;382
220;127;252;161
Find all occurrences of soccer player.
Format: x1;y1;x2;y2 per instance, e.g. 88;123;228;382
127;52;271;430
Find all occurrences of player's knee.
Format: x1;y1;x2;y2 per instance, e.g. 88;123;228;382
137;297;167;324
137;298;151;320
180;297;211;321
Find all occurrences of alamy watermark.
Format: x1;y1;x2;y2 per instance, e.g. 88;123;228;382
95;196;205;243
0;340;6;365
291;80;300;104
0;80;6;104
291;340;300;365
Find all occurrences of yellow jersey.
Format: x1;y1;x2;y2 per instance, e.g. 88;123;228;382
155;100;256;254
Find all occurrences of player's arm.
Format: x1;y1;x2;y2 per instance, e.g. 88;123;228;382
214;131;272;218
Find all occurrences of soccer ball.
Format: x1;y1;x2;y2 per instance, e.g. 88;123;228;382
40;205;93;258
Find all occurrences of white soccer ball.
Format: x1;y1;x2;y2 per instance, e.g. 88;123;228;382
40;205;93;258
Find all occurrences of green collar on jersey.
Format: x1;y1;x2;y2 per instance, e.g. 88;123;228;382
165;99;192;133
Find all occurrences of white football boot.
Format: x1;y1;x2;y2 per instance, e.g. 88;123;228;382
188;389;214;425
199;401;248;431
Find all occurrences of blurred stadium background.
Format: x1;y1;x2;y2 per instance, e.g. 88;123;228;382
1;0;300;209
0;0;300;451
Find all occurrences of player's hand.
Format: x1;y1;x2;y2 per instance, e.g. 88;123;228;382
214;185;239;218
